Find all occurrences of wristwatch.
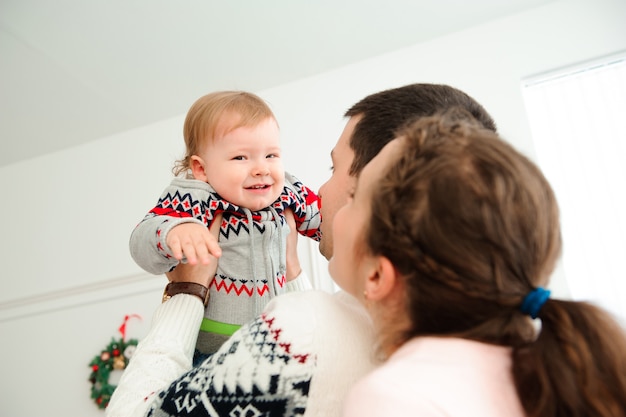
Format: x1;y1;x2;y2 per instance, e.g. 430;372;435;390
162;282;210;307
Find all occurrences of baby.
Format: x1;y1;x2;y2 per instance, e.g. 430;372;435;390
130;91;321;357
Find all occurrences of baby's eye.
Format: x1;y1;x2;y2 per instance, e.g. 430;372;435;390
232;155;246;161
266;153;280;159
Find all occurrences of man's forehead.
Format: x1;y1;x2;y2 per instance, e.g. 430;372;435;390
333;134;353;157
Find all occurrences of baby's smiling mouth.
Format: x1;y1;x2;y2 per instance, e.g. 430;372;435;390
246;184;271;190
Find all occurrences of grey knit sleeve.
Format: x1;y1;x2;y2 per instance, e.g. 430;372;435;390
284;171;322;241
129;178;214;275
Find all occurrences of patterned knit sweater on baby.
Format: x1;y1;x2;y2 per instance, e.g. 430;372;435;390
130;172;321;354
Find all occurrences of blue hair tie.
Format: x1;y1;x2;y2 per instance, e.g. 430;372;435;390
520;287;551;319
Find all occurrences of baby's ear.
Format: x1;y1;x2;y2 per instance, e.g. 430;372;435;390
364;256;398;301
190;156;208;182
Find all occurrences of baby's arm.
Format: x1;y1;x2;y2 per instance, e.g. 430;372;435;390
130;178;222;275
284;172;322;241
166;213;222;266
283;178;314;291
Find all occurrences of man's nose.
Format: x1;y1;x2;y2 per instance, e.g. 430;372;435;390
318;182;326;198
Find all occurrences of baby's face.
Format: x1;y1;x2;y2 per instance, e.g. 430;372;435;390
197;116;284;211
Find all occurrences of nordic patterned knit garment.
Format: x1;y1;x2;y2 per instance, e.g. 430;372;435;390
105;287;377;417
130;172;321;354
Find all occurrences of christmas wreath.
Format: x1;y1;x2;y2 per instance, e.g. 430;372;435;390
88;315;141;409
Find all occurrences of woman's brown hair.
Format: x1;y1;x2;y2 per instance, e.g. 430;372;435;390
367;108;626;416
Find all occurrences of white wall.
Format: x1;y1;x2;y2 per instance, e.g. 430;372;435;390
1;0;624;415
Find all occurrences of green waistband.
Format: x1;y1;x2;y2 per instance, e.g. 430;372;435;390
200;318;241;336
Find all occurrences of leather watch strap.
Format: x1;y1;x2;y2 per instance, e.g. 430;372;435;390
162;282;209;307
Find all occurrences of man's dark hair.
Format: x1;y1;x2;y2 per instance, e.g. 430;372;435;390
345;83;497;175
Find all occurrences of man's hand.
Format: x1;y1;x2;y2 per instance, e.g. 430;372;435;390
284;209;302;281
166;261;217;287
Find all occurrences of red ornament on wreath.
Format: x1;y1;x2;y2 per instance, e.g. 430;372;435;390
88;314;141;409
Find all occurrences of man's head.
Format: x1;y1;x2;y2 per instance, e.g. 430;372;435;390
318;83;496;259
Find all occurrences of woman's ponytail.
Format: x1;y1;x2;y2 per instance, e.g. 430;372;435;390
513;299;626;417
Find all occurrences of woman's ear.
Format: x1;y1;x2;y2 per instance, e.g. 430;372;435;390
190;155;208;182
364;256;399;301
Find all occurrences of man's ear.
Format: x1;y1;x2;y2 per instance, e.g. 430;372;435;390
364;256;398;301
190;155;208;182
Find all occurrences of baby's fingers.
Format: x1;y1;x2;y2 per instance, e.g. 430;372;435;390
167;237;186;261
204;235;222;259
191;236;218;265
178;237;202;265
167;235;201;264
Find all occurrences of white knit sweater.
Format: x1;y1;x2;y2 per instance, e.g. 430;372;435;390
106;276;376;417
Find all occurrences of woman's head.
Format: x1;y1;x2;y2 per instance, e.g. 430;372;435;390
174;91;277;177
332;109;562;353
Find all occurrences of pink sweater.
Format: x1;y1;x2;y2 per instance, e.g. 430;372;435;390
342;337;526;417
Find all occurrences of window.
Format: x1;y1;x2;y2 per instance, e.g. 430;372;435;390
521;53;626;324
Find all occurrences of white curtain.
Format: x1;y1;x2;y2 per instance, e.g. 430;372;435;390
522;54;626;324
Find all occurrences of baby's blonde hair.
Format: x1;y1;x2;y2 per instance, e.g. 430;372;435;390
173;91;277;177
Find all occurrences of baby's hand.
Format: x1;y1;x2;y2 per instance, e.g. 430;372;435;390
166;216;222;265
